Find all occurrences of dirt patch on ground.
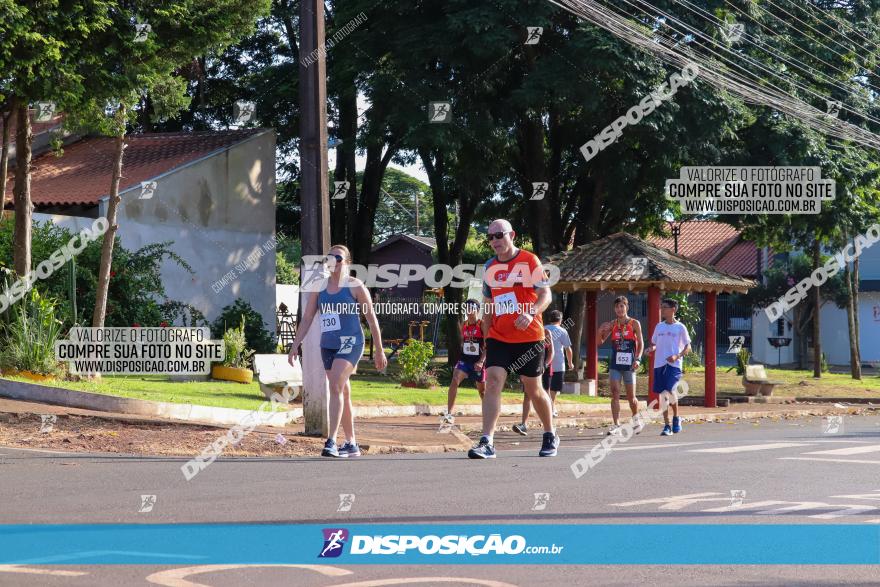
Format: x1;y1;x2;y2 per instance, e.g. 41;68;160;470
0;412;323;457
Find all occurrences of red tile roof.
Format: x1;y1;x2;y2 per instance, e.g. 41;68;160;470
545;232;755;293
3;129;266;207
647;220;763;278
0;108;65;139
648;221;740;266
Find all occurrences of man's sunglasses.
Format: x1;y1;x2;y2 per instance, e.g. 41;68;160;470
486;231;509;241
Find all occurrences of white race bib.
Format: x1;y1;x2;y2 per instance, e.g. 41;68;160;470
616;352;633;366
320;314;341;332
493;292;518;316
463;342;479;355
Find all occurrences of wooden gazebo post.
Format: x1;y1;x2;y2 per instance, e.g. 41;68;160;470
585;291;598;381
647;286;661;407
704;291;717;408
545;232;754;414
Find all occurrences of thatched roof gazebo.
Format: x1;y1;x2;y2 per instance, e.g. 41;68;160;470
545;232;755;407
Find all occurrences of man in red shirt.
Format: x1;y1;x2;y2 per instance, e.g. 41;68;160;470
468;219;559;459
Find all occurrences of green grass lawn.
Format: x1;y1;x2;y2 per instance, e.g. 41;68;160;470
5;362;872;412
1;374;273;411
0;370;607;410
595;365;880;398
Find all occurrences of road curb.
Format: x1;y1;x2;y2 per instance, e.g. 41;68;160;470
0;377;611;426
354;401;613;419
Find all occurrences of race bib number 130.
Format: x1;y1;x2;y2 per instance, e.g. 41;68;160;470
320;314;341;332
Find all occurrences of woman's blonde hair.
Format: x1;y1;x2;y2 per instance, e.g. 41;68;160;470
328;244;351;263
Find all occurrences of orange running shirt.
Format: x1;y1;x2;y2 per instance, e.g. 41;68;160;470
481;249;546;343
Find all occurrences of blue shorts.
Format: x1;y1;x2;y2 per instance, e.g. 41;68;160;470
653;364;682;394
321;341;364;371
455;360;486;383
609;369;636;385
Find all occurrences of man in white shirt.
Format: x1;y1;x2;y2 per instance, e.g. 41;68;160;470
645;298;691;436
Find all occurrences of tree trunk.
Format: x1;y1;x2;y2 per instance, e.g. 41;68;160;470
843;231;861;379
853;253;862;371
812;238;821;378
564;174;602;376
351;143;395;264
92;109;127;327
12;102;32;277
794;305;810;370
0;104;12;221
517;114;553;258
331;83;357;246
565;291;585;375
421;149;460;367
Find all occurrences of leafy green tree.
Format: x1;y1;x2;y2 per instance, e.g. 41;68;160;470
371;168;434;243
0;0;113;277
744;254;847;370
56;0;270;329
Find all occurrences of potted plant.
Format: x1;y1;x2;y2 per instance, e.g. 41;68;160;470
0;289;63;381
397;340;438;389
211;316;255;384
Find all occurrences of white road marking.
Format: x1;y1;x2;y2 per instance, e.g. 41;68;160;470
505;441;706;454
0;566;87;576
614;442;706;451
811;505;879;519
779;457;880;465
829;491;880;501
611;492;731;510
689;442;813;454
804;444;880;456
328;578;519;587
145;565;352;587
701;500;791;513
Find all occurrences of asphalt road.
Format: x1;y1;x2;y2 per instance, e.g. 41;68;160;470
2;413;880;586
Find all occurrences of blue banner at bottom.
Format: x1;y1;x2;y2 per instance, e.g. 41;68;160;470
1;524;878;565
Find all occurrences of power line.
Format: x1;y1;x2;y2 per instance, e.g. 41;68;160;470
549;0;880;152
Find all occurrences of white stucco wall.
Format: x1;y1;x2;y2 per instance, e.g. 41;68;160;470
35;130;277;332
820;292;880;365
751;307;796;367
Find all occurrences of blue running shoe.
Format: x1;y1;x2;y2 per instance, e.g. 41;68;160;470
468;436;496;459
321;439;340;457
660;424;673;436
339;441;361;458
672;416;682;434
539;432;559;457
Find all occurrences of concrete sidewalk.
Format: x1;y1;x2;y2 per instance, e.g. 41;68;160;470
2;396;873;456
0;397;473;455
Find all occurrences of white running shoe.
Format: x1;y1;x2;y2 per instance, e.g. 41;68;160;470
442;413;455;425
607;425;623;436
632;415;645;435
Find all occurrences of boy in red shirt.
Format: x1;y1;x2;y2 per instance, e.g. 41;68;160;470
444;299;486;423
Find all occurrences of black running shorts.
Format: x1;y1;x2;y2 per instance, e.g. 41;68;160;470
485;338;545;377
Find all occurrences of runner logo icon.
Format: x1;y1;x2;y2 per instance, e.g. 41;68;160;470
319;528;349;558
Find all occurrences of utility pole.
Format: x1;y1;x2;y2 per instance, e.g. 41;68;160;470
298;0;330;437
414;191;420;236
